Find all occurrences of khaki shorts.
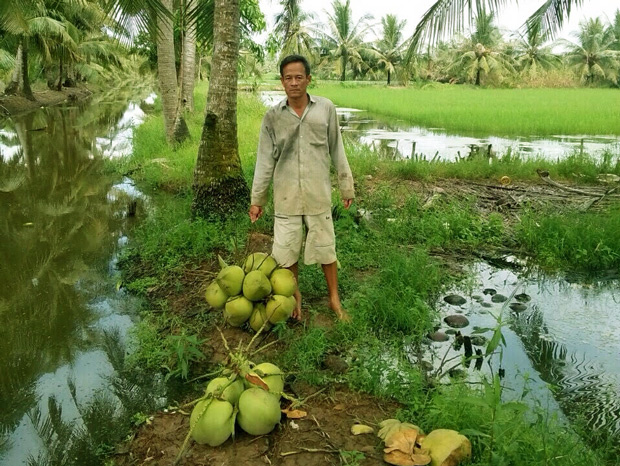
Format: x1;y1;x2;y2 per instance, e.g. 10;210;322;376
272;211;337;267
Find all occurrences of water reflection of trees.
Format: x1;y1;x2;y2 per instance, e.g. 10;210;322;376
0;93;139;437
510;307;620;441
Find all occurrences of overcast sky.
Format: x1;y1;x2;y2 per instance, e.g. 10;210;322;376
258;0;619;43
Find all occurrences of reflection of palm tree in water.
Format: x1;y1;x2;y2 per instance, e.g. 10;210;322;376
510;309;620;443
0;99;132;437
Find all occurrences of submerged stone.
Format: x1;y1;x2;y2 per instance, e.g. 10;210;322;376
444;294;467;306
509;303;528;312
470;335;488;347
472;295;484;302
515;293;531;303
444;315;470;328
428;331;450;342
481;302;493;308
483;288;497;296
491;293;508;303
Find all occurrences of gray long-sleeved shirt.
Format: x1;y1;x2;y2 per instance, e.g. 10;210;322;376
251;94;355;215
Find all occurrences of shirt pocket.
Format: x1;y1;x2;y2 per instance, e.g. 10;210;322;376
306;121;328;147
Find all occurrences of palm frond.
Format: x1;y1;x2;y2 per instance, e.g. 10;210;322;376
525;0;585;41
407;0;510;59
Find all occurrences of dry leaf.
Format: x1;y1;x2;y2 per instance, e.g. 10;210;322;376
378;419;422;442
244;373;270;391
384;449;418;466
351;424;374;435
281;408;307;419
384;428;420;455
410;453;432;465
333;403;346;411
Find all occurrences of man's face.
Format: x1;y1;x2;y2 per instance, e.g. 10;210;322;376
280;62;311;100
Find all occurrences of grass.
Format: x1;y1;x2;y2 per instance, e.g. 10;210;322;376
107;85;620;466
310;82;620;137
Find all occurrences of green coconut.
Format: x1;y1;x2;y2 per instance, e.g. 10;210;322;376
269;269;297;297
190;399;235;446
205;281;228;309
251;362;285;394
242;270;272;301
243;252;278;277
216;265;245;296
265;294;296;324
249;303;272;333
206;376;245;404
237;388;281;436
224;295;254;326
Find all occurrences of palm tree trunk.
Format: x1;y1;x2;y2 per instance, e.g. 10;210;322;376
475;67;481;86
387;70;391;85
181;0;197;111
157;0;186;143
191;0;249;218
340;52;347;81
19;39;34;100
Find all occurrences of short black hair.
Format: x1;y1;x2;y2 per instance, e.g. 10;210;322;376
279;55;311;76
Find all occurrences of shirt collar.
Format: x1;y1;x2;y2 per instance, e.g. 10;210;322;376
278;93;315;110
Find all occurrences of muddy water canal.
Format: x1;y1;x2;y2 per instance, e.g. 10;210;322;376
0;89;163;465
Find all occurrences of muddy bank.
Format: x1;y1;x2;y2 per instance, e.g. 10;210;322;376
0;86;94;117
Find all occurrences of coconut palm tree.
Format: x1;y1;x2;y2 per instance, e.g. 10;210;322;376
607;9;620;50
563;17;620;85
191;0;250;218
374;14;408;85
320;0;377;81
513;21;561;77
2;1;78;99
449;9;514;85
272;0;316;60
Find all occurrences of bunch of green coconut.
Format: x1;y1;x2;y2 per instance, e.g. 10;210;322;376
187;361;286;447
205;252;297;331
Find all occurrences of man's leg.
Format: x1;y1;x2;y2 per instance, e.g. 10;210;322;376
287;262;302;320
321;261;350;321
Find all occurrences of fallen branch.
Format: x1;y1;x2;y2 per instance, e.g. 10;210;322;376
280;447;340;457
536;169;600;196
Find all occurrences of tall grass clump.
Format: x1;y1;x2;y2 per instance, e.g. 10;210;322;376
312;83;620;137
381;195;505;250
515;206;620;271
347;249;442;336
119;194;250;281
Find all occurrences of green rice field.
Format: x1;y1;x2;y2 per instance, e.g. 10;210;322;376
310;83;620;136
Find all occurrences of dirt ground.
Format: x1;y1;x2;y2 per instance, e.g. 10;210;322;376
111;175;620;466
0;86;94;117
113;387;398;466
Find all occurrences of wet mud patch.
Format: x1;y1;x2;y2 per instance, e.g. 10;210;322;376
113;388;398;466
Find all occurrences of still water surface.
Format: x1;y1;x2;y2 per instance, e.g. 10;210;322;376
261;91;620;161
0;88;159;465
431;261;620;441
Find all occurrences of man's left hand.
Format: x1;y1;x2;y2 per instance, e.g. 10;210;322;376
343;199;353;209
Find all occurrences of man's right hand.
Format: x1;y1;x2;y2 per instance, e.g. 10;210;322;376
249;205;263;223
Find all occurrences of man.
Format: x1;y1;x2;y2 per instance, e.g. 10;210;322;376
249;54;355;321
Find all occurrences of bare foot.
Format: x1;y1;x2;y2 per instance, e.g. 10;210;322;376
329;299;351;322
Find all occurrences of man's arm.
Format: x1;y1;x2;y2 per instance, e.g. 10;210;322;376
327;104;355;205
250;114;277;220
